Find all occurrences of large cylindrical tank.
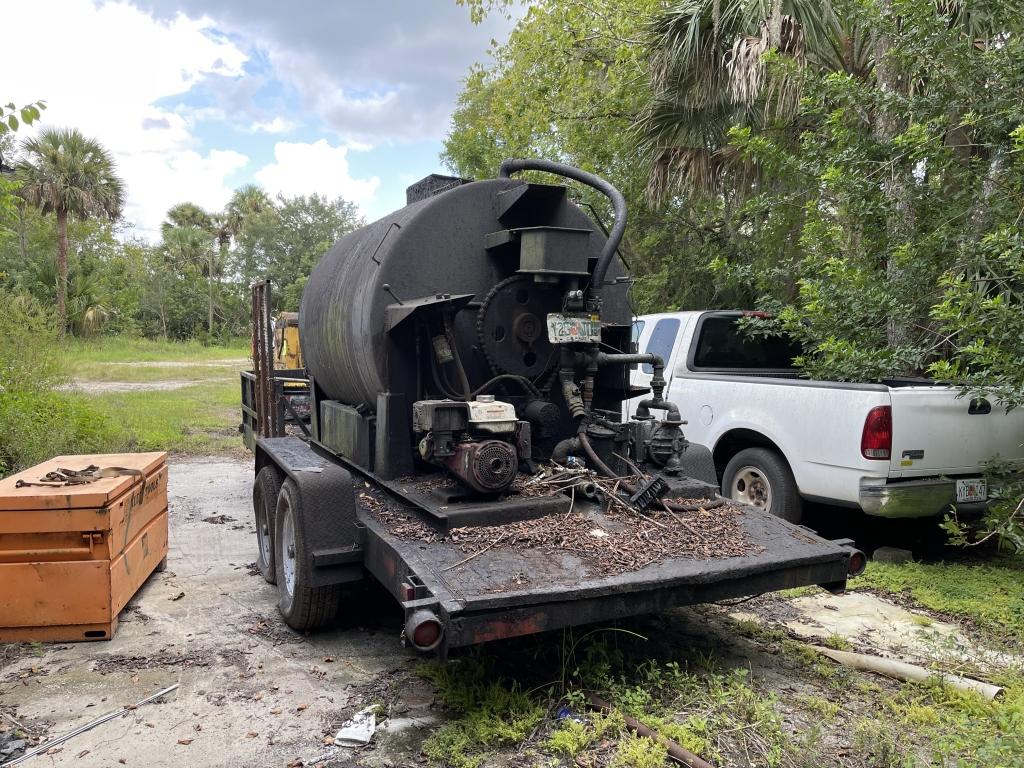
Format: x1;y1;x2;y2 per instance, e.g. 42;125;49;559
300;177;630;409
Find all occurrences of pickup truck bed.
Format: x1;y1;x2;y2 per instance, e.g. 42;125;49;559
259;436;861;653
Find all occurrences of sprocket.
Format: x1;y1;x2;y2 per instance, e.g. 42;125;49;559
476;275;561;380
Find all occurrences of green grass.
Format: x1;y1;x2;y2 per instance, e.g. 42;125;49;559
855;559;1024;644
60;336;249;384
62;335;249;365
86;379;243;456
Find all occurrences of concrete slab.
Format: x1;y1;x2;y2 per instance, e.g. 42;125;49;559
734;591;1019;670
0;458;413;768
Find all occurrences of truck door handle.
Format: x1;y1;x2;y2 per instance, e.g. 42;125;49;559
968;398;991;415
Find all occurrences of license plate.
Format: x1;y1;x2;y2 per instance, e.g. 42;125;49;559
955;478;987;504
546;314;601;344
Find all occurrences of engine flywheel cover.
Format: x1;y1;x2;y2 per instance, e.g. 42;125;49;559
477;275;561;378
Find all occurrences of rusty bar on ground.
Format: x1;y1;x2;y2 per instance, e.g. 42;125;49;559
586;693;716;768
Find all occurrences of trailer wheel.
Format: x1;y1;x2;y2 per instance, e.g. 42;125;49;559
253;466;282;584
274;479;341;630
723;448;803;523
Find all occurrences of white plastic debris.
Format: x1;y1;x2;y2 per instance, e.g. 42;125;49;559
334;706;377;746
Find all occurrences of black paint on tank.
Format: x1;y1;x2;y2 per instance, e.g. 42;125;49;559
299;177;630;410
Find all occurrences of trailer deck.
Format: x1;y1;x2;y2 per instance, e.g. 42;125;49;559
256;436;860;654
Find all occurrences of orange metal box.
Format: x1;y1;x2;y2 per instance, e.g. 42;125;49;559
0;452;169;642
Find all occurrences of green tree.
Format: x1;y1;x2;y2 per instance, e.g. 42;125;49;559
17;127;124;335
233;192;362;309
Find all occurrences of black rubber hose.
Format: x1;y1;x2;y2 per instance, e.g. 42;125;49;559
498;158;626;297
470;374;543;400
578;432;726;512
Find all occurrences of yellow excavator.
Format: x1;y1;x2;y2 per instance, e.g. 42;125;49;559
273;312;303;370
240;283;310;450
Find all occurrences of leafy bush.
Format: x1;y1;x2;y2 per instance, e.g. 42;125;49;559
0;293;121;475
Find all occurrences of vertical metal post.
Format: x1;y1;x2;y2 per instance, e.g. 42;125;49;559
251;280;276;439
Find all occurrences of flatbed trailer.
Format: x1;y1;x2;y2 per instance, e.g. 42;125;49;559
244;159;865;655
255;436;863;655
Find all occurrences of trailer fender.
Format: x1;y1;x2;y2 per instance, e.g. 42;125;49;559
255;436;363;588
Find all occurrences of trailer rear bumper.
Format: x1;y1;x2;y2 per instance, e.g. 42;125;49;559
359;512;858;653
443;559;848;647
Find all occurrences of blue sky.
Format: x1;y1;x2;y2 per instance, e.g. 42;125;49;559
7;0;516;238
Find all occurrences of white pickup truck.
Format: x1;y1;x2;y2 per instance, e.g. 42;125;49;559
625;311;1024;523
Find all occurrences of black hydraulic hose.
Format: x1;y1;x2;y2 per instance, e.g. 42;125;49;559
470;374;543;400
498;158;626;297
578;432;726;513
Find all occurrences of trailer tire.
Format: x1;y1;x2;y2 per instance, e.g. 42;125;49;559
253;466;282;584
723;448;803;523
274;479;341;631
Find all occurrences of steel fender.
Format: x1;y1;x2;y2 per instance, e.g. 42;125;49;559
255;437;364;587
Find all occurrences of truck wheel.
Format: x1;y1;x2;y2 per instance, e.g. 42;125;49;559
723;448;803;523
274;479;341;631
253;466;282;584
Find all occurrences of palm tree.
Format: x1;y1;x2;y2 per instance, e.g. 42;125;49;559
161;202;218;337
224;184;273;286
639;0;855;203
18;127;124;335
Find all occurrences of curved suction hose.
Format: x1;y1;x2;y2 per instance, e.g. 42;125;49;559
498;158;626;301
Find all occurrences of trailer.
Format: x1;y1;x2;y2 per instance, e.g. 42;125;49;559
248;160;864;655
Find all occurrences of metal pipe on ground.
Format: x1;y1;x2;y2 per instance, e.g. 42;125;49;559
585;693;716;768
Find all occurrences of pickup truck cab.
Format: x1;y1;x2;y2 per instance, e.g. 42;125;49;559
626;311;1024;522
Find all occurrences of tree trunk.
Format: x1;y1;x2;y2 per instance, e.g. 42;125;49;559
872;0;914;350
56;208;69;338
768;0;783;48
208;248;215;338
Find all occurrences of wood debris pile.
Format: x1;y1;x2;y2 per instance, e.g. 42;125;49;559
359;464;762;577
445;501;758;576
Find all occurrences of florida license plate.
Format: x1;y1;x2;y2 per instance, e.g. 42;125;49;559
547;314;601;344
955;478;987;504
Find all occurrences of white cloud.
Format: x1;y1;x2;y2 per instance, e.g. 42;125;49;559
254;140;380;207
121;149;249;239
5;0;250;237
249;117;298;134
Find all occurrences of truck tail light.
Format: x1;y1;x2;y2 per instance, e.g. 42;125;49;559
861;406;892;460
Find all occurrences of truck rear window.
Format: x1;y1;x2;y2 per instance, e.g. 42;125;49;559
643;318;680;374
692;315;800;370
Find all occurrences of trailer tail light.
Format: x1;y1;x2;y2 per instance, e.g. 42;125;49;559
861;406;892;460
847;549;866;577
405;609;444;652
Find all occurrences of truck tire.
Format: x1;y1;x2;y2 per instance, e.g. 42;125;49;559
723;448;803;523
274;478;341;631
253;466;282;584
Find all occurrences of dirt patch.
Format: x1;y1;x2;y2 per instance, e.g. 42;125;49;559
202;514;236;525
242;614;305;646
106;358;249;368
91;650;218;675
58;379;209;394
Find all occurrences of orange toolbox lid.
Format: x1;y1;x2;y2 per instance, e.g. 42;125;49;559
0;452;168;511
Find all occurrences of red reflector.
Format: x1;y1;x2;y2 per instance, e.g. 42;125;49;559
861;406;892;460
413;620;441;649
848;550;866;576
